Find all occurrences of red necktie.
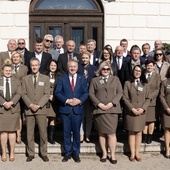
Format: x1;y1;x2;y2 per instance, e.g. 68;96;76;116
69;54;72;60
71;75;74;91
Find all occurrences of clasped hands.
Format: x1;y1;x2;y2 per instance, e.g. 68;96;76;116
30;104;40;112
131;108;144;115
66;98;81;106
3;101;14;109
98;102;113;111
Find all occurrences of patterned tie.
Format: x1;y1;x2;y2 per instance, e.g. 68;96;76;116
69;53;72;60
71;75;74;91
6;78;10;101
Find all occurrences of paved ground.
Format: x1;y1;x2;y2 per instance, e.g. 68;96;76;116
0;153;169;170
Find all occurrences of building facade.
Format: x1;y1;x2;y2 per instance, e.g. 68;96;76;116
0;0;170;52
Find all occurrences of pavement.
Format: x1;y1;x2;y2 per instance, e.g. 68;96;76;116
0;119;169;170
0;153;169;170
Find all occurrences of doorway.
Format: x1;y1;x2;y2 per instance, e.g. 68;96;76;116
29;0;104;52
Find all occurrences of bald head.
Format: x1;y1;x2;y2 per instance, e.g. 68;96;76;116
154;40;163;49
115;46;124;58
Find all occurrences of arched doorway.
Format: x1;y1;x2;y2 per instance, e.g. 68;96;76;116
29;0;104;52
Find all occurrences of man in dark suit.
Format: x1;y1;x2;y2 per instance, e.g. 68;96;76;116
86;39;101;67
57;40;82;75
16;38;31;64
113;46;129;86
25;38;52;74
55;60;88;163
121;46;144;87
22;57;50;162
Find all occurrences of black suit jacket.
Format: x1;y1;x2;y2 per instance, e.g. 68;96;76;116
25;52;52;74
120;59;144;87
92;50;101;67
57;52;82;75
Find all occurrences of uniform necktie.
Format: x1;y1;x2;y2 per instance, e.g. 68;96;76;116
147;73;151;82
71;75;74;91
135;79;139;87
15;65;18;74
58;49;60;53
34;75;37;90
6;78;10;101
51;73;54;79
104;77;107;84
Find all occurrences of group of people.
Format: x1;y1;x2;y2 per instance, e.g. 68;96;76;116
0;35;170;165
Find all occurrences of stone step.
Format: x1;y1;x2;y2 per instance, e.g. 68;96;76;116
14;138;164;154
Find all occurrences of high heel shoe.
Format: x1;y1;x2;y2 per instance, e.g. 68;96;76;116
135;156;141;162
1;157;7;162
129;157;135;162
9;157;15;162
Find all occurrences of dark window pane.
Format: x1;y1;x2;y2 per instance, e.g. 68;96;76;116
72;28;84;53
35;0;97;10
34;26;41;38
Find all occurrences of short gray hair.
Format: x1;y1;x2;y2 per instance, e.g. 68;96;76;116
44;34;54;41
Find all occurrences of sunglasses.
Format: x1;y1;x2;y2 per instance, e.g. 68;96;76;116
45;39;53;43
102;68;110;71
18;43;25;45
156;53;163;56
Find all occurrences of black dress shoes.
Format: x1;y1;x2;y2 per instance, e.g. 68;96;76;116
26;156;34;162
41;156;49;162
100;158;107;162
165;155;170;159
110;158;117;164
72;155;81;163
62;155;71;162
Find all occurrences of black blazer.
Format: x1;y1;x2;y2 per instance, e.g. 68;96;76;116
57;52;82;75
120;59;144;87
93;50;101;67
25;51;52;74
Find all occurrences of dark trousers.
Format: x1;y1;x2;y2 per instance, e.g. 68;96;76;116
60;112;82;156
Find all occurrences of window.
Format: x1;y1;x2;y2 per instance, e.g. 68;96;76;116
35;0;97;10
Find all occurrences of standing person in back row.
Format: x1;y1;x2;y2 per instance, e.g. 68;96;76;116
55;60;88;163
57;40;82;75
22;57;50;162
86;39;101;67
25;38;52;74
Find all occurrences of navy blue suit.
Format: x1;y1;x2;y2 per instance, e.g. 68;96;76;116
140;55;153;63
55;73;88;156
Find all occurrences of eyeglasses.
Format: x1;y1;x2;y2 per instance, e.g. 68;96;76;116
45;39;53;43
104;52;110;55
134;70;141;73
18;43;25;45
156;53;163;56
102;68;110;71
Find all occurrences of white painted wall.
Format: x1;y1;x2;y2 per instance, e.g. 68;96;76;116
0;0;170;52
103;0;170;51
0;0;30;51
